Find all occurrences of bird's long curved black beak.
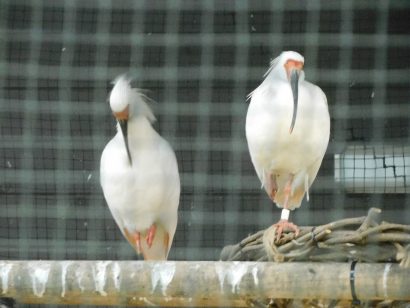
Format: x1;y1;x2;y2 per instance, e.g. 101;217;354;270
289;69;300;134
118;119;133;165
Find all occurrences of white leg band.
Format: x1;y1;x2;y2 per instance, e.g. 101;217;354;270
305;173;310;202
281;208;290;220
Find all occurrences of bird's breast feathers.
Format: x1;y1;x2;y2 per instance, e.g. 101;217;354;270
246;81;330;173
100;134;179;231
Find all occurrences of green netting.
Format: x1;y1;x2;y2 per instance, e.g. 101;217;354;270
0;0;409;268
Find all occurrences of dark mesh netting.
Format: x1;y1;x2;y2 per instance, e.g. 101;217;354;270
0;0;409;271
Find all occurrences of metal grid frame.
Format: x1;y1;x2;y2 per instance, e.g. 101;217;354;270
0;0;409;265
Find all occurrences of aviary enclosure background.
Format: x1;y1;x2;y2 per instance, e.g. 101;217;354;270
1;0;409;276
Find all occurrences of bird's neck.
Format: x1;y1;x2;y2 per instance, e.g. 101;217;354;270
125;116;158;142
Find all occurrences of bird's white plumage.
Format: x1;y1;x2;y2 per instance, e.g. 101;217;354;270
262;51;304;80
100;75;180;260
109;75;156;122
246;51;330;210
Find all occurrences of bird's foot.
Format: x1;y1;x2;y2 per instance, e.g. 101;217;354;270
146;224;157;248
272;219;300;242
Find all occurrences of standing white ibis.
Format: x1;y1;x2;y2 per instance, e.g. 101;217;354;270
246;51;330;240
100;75;180;260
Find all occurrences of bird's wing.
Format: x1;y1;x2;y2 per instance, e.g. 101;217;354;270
157;141;180;258
306;153;327;190
135;137;180;260
298;154;328;209
100;137;126;229
270;155;326;210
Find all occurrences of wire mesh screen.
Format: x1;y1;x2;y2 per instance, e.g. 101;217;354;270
1;0;410;264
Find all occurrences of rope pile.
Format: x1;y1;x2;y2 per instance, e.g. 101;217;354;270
220;208;410;307
220;208;410;267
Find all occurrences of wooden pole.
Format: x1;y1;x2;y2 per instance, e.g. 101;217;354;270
0;261;409;306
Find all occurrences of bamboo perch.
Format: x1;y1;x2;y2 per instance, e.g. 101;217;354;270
0;261;409;306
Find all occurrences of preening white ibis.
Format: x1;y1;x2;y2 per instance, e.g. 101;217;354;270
100;75;180;260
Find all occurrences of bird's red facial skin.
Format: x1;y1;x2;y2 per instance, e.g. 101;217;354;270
284;60;304;79
114;105;129;120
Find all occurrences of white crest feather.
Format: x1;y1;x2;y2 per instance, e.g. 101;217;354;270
264;51;304;78
110;75;156;123
247;51;305;101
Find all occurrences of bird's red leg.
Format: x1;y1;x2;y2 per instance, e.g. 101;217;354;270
146;224;157;248
133;232;142;254
264;171;278;201
283;176;292;206
269;174;278;201
272;175;299;241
